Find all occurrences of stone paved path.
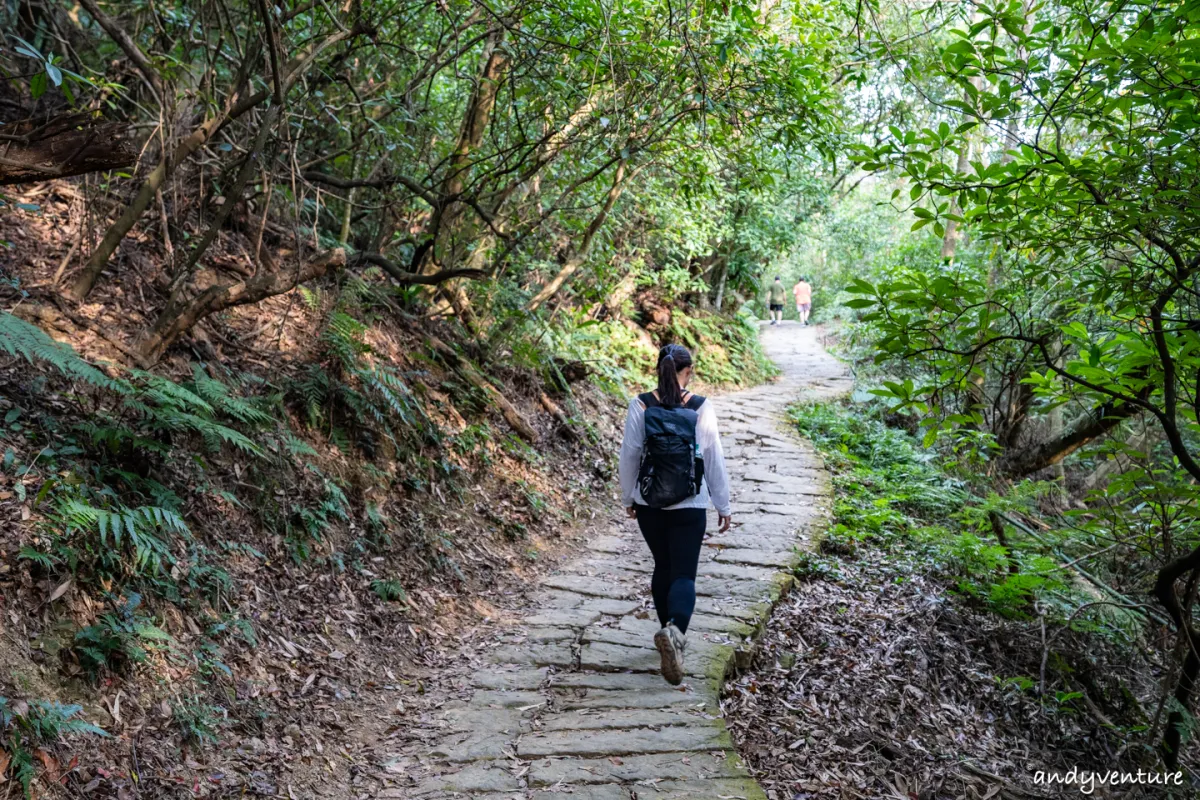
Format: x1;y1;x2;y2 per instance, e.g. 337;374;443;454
392;322;852;800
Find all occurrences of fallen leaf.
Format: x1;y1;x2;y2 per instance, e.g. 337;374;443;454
49;578;72;603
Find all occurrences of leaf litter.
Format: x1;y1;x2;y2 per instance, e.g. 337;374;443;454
722;545;1198;800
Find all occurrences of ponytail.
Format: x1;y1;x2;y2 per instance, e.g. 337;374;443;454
656;344;693;407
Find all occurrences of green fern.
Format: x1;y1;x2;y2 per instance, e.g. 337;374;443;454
283;432;319;457
72;593;171;678
371;578;406;602
1;697;108;795
131;372;214;414
0;312;126;391
189;366;274;426
56;499;189;572
2;312;265;458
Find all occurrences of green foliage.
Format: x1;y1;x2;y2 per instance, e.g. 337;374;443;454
792;400;1066;616
54;498;189;574
668;309;778;388
287;297;428;457
71;593;171;679
0;697;108;794
282;470;351;561
171;695;224;744
371;579;407;602
0;312;122;390
188;366;274;427
546;312;655;395
636;265;706;304
847;0;1200;494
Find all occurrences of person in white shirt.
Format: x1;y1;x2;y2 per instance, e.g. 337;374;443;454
618;344;731;684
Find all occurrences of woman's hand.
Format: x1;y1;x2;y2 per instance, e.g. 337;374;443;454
626;506;637;519
718;514;732;533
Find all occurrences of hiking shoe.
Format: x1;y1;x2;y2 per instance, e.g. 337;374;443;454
654;623;686;685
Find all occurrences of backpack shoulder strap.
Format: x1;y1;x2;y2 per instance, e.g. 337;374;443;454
638;392;660;409
684;393;706;411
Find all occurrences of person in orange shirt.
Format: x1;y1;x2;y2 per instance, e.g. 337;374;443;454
793;277;813;326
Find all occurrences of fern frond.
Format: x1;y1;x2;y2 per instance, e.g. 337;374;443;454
147;409;263;456
190;366;273;426
55;499;189;573
0;312;127;391
282;433;318;458
131;372;214;414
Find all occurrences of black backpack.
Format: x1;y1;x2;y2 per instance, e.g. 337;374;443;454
637;392;706;509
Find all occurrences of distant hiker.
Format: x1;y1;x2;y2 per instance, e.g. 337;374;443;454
619;344;731;685
793;277;813;326
768;276;786;324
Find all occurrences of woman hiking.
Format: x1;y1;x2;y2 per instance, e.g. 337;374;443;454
618;344;732;685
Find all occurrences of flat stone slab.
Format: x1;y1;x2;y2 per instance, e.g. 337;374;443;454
487;643;575;668
551;671;698;691
522;609;602;628
469;667;548;690
538;707;710;730
712;548;797;567
518;626;578;643
430;729;516;762
577;597;647;616
517;725;730;758
541;574;639;598
631;778;769;799
552;688;716;712
532;785;628;800
587;535;631;554
528;751;744;786
413;761;519;796
578;641;723;678
466;690;546;709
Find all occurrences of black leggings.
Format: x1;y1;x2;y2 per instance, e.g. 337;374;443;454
635;506;706;634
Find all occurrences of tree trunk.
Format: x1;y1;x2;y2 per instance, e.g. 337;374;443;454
0;114;137;185
998;393;1148;477
76;0;163;100
151;106;280;336
68;22;364;301
66;91;268;301
714;258;729;311
525;160;627;312
426;336;537;443
138;248;346;363
422;26;509;271
1154;547;1200;769
1082;422;1156;491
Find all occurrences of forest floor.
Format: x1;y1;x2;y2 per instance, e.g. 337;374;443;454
336;321;852;800
723;353;1193;799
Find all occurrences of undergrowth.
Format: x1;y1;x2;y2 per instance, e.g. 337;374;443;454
791;400;1085;623
789;398;1170;756
670;308;778;388
0;304;558;785
0;698;108;794
548;305;775;395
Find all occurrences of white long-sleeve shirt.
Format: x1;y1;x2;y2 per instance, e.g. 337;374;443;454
618;395;731;517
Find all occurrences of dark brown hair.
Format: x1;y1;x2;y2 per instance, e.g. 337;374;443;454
656;344;693;407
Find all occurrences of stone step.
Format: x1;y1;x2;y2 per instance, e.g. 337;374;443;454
527;751;745;786
516;725;730;758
